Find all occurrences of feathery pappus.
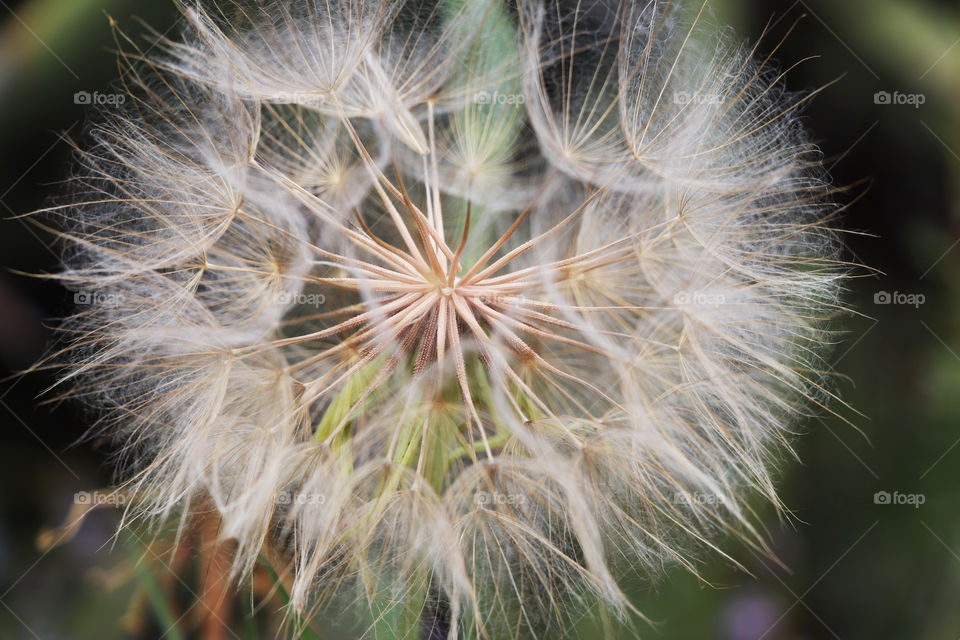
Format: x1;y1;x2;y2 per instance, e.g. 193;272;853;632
41;0;848;636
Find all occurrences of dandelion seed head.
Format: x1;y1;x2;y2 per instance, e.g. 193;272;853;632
46;0;847;635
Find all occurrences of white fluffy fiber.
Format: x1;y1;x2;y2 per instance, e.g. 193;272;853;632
47;0;846;636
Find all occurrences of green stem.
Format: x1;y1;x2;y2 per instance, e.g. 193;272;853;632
123;538;186;640
260;553;322;640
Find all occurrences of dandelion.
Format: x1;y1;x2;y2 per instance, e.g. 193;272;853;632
42;0;846;636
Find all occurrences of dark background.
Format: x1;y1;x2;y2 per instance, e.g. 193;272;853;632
1;0;958;638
